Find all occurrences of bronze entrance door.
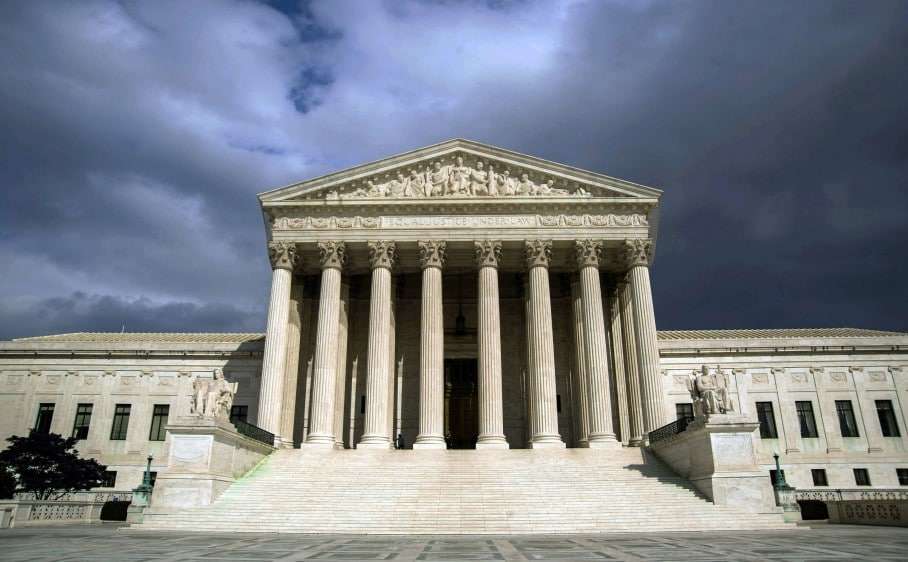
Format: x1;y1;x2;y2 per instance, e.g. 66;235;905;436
444;358;478;449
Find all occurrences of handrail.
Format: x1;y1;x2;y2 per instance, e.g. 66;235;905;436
230;417;275;447
648;416;695;444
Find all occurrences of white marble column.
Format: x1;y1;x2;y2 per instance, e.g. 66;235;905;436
625;239;667;437
524;240;565;448
333;282;350;448
304;241;345;447
607;284;630;445
279;279;304;447
619;280;644;445
257;241;299;444
570;278;591;447
358;241;397;449
475;240;509;449
414;241;446;449
575;240;618;447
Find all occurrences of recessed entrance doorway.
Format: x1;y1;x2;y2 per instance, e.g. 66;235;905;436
444;358;478;449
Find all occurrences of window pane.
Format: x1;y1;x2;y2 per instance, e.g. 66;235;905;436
854;468;871;486
898;469;908;486
876;400;901;437
756;402;778;438
835;400;859;438
110;404;131;440
675;403;694;420
34;403;55;434
230;405;248;423
796;401;818;438
148;404;169;441
811;469;828;486
72;403;93;440
100;470;117;488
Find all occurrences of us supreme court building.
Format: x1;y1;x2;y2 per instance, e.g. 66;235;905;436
2;139;906;533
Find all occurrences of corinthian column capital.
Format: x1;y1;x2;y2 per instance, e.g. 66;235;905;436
574;239;603;269
418;240;446;269
524;240;552;269
368;240;397;270
268;241;300;271
317;241;346;270
474;240;502;269
624;239;653;268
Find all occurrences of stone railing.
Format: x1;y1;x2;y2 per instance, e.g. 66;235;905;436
1;490;133;528
795;488;908;502
795;488;908;527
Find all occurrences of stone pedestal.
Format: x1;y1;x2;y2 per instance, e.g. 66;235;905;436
146;416;273;513
649;414;779;514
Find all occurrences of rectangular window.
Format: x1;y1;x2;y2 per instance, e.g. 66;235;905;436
897;468;908;486
769;469;786;487
835;400;860;438
796;401;819;438
148;404;169;441
854;468;871;486
676;403;694;420
149;471;158;487
100;470;117;488
755;402;778;438
876;400;901;437
71;403;93;440
230;405;248;423
34;403;55;434
109;404;131;440
811;469;828;487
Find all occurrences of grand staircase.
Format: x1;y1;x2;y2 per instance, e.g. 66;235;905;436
136;447;789;534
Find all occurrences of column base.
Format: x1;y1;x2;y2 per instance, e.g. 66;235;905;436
476;440;509;450
586;438;621;449
530;440;566;449
301;441;337;449
413;435;446;450
357;441;393;450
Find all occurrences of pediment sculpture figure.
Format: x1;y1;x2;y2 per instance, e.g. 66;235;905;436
686;365;734;418
336;155;593;200
190;368;239;420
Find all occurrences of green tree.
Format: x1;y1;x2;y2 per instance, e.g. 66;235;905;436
0;431;107;500
0;462;15;499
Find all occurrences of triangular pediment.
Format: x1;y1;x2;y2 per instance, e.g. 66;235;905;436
258;139;661;203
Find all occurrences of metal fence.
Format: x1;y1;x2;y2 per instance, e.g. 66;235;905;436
648;416;695;444
230;417;275;447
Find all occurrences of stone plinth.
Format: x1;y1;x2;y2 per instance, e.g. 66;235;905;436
649;414;779;514
146;416;273;513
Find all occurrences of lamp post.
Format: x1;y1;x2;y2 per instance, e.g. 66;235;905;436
772;452;788;489
141;455;154;489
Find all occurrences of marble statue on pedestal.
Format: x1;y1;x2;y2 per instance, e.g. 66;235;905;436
190;369;238;420
686;365;734;418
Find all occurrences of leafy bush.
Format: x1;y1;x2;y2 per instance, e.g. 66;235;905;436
0;431;107;500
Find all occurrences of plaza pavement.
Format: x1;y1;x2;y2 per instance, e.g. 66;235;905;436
0;523;906;561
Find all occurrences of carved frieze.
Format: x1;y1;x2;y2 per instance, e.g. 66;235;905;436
311;152;598;200
318;241;346;270
474;240;502;269
525;240;552;269
418;241;447;269
271;213;648;231
574;240;603;269
368;241;397;270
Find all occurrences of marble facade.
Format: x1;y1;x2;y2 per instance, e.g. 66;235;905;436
0;140;907;520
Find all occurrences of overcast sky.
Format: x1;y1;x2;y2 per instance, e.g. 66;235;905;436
1;0;906;340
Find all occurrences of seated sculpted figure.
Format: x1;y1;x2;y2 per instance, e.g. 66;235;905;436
686;365;734;417
191;369;239;420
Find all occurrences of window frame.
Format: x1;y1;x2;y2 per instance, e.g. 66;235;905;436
875;400;901;438
811;468;829;487
100;470;117;488
148;404;170;441
897;468;908;486
675;403;694;420
835;400;860;438
71;403;93;440
109;404;131;441
34;403;55;434
853;468;871;486
795;400;819;438
230;405;248;423
755;401;778;439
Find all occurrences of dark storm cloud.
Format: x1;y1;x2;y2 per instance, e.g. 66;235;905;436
0;0;906;339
